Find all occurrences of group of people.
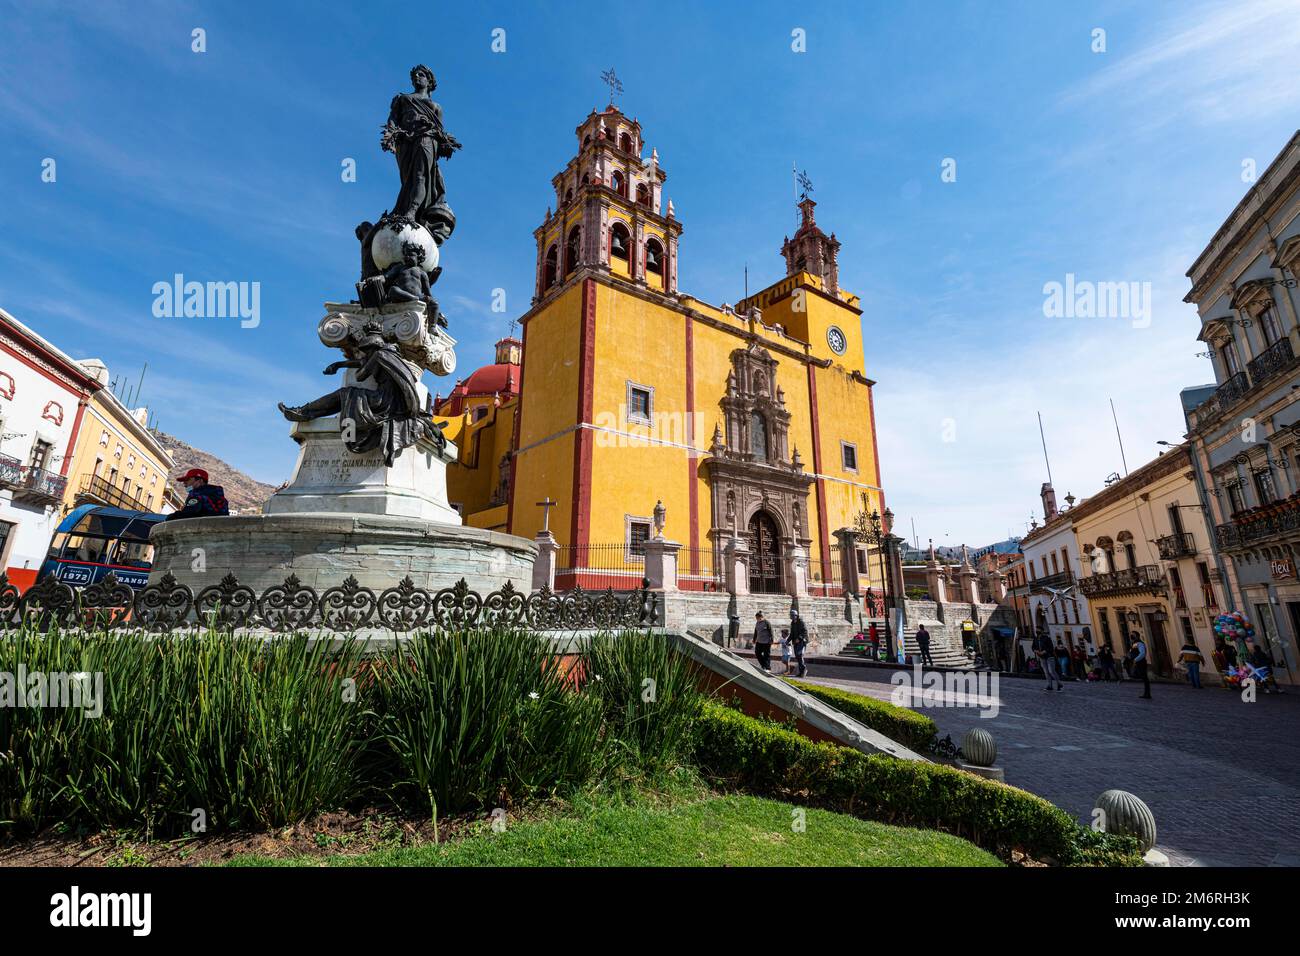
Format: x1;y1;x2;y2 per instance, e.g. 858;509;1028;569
751;609;809;677
1030;629;1285;697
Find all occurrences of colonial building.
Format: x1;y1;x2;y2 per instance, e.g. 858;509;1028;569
62;360;178;516
0;307;102;590
1017;482;1092;668
1184;130;1300;682
439;105;887;597
1070;445;1227;680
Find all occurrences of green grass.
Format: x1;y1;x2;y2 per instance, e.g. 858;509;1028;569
227;793;1002;867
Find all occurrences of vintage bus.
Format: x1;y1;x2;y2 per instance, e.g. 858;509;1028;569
37;504;167;591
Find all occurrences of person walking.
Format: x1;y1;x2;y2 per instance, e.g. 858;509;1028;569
1246;641;1285;694
779;630;793;674
789;609;809;678
753;612;774;671
916;623;934;667
1071;642;1087;680
1130;632;1151;699
164;468;230;521
1098;644;1118;682
1034;630;1063;690
1055;637;1071;681
1178;639;1206;689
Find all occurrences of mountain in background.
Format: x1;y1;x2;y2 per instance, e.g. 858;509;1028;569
153;431;279;514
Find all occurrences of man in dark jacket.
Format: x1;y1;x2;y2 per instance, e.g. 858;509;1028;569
789;609;809;677
916;623;934;667
1035;630;1062;690
753;611;774;671
165;468;230;520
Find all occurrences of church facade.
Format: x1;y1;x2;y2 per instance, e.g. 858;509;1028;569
436;105;887;597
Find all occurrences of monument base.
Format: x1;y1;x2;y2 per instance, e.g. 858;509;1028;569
148;512;537;595
265;417;459;523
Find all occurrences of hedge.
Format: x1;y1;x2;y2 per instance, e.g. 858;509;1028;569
785;678;937;752
691;701;1142;866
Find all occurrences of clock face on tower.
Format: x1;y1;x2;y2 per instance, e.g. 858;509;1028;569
827;326;847;355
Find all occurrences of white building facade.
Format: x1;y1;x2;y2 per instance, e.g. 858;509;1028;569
1018;483;1092;663
0;307;101;590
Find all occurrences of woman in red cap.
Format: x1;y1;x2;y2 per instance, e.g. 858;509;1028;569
164;468;230;520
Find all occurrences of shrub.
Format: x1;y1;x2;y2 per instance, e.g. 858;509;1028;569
690;700;1142;866
371;628;608;814
581;632;703;771
785;678;937;752
0;625;366;834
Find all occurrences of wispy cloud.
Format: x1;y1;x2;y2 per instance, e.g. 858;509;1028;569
1058;0;1300;127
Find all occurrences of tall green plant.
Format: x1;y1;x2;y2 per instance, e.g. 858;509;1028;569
580;632;702;771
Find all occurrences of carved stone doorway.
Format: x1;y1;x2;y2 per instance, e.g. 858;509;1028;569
748;510;783;594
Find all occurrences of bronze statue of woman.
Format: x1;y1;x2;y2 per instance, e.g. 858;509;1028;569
382;64;460;245
278;323;442;466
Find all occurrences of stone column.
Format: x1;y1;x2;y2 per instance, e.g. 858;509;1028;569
834;528;860;597
532;529;558;591
957;565;980;604
643;537;681;592
724;535;751;596
925;559;948;603
885;534;906;603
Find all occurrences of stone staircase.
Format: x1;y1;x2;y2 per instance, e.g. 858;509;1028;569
662;592;860;655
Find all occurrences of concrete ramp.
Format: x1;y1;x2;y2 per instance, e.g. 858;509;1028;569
673;629;926;762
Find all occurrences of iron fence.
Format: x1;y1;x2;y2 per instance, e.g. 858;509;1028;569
677;545;724;592
2;570;659;633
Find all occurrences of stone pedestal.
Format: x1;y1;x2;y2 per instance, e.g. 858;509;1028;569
265;417;459;524
787;544;810;598
834;528;860;597
532;529;558;591
724;536;751;596
148;512;537;595
643;537;681;592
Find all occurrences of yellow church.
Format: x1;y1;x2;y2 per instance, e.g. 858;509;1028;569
435;105;886;598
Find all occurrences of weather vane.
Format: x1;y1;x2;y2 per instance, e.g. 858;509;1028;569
796;168;814;201
600;67;624;104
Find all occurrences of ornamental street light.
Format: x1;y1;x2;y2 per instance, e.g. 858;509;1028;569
853;493;894;661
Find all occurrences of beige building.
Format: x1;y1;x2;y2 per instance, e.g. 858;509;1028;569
63;360;180;515
1071;445;1229;680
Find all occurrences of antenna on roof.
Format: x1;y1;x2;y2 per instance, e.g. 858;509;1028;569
1037;411;1053;486
1110;398;1129;477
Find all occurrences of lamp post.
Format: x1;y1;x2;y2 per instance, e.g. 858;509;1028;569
854;494;894;661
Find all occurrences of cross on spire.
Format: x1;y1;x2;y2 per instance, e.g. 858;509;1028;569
600;67;624;105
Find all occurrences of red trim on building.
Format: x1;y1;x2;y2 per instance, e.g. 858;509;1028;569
685;313;699;575
0;327;101;394
506;316;530;535
806;363;831;571
866;381;885;515
570;278;597;549
61;398;89;477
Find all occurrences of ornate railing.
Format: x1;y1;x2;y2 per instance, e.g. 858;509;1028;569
1216;499;1300;550
1195;370;1251;423
1028;569;1073;592
1246;336;1296;387
1077;565;1165;597
78;473;151;512
0;454;22;489
14;466;67;505
1155;531;1196;560
1;571;661;633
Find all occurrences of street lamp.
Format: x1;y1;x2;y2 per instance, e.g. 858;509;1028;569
853;495;894;661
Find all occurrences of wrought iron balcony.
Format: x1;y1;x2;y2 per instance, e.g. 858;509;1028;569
1156;531;1196;560
1194;370;1251;423
1215;497;1300;550
1246;336;1296;387
1077;564;1166;597
13;466;67;506
1028;569;1074;592
0;454;22;490
77;473;151;512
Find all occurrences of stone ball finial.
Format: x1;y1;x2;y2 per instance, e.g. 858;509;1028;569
962;727;997;767
1095;789;1157;852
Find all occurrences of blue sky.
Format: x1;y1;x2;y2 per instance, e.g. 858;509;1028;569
2;0;1299;546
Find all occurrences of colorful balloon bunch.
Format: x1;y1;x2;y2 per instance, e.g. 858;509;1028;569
1214;611;1255;643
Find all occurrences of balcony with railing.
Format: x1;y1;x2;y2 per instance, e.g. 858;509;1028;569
1155;531;1196;560
11;466;67;506
0;454;22;489
1077;564;1166;598
77;473;151;513
1028;569;1074;593
1246;336;1297;387
1194;370;1251;423
1214;492;1300;551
